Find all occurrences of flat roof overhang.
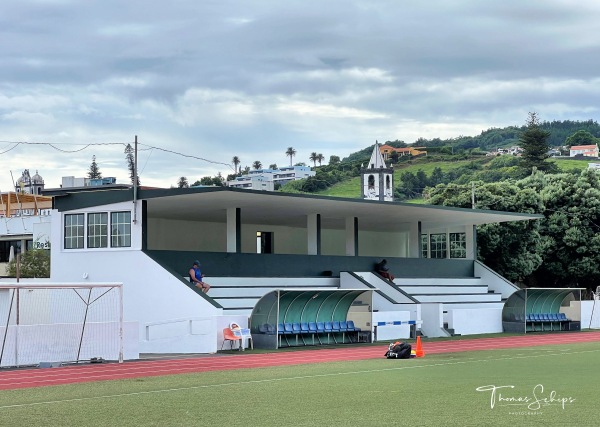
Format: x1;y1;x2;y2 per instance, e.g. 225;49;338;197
139;187;542;232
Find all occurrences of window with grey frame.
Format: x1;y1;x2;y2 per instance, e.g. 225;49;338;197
111;211;131;247
429;233;447;259
87;212;108;248
449;232;467;258
421;234;428;258
64;213;85;249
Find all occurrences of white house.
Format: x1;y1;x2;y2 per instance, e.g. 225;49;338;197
570;144;599;157
227;166;315;191
39;185;540;355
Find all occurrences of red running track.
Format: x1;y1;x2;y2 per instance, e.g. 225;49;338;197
1;331;599;391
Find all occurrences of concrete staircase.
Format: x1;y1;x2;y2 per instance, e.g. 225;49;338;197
198;277;340;316
395;277;504;310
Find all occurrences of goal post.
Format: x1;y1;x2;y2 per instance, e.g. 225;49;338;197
0;283;123;368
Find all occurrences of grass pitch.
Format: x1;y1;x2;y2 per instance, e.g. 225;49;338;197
0;341;597;427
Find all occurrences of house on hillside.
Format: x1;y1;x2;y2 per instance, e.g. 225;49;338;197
379;144;427;160
37;183;541;355
570;144;599;158
227;165;315;191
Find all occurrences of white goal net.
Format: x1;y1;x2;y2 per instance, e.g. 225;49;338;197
0;283;123;368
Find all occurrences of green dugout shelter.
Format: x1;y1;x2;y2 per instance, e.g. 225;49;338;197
250;289;373;349
502;288;583;333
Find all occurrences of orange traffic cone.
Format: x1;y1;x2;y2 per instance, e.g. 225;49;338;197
415;335;425;358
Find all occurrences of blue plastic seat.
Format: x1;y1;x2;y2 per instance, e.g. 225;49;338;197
277;323;286;346
292;322;302;345
339;321;348;332
347;320;360;332
300;322;310;333
324;322;333;344
259;324;268;333
308;322;318;345
284;323;294;334
266;324;276;334
316;322;325;345
332;321;341;332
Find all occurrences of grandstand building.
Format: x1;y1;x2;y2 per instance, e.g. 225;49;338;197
43;185;540;355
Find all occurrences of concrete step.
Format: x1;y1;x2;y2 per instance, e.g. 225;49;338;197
198;277;340;288
442;301;505;310
410;293;502;303
394;277;481;287
401;285;489;294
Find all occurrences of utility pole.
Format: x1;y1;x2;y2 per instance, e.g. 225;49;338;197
471;182;476;209
133;135;138;223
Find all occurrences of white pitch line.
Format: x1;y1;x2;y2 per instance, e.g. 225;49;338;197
1;348;599;410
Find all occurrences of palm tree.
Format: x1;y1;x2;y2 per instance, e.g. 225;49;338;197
309;152;318;167
316;153;325;166
286;147;296;167
252;160;262;170
232;156;241;174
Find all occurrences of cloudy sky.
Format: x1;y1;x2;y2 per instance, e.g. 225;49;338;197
2;0;600;190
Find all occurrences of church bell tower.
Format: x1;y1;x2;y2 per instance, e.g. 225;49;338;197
360;141;393;201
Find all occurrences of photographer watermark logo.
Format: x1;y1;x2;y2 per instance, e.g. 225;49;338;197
476;384;575;413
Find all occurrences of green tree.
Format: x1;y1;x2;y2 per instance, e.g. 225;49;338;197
7;248;50;278
316;153;324;166
519;112;555;174
232;156;241;174
286;147;296;167
309;152;318;167
533;169;600;288
269;163;277;169
177;176;189;188
430;167;444;186
124;144;140;185
329;155;341;165
565;130;599;148
87;155;102;179
252;161;262;170
427;179;544;282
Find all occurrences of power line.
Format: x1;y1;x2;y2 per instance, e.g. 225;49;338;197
0;139;235;170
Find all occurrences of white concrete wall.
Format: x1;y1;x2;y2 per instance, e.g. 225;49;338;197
0;215;51;236
581;300;600;329
420;303;449;338
147;218;413;257
475;261;519;299
147;218;226;252
241;224;307;254
447;308;503;335
51;204;222;354
373;311;411;340
358;230;409;257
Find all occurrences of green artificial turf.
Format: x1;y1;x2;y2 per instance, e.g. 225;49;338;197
1;341;597;427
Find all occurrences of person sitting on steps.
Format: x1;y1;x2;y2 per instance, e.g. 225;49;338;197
189;260;211;293
375;259;395;281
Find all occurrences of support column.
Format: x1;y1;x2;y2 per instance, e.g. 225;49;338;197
465;225;477;260
409;221;421;258
345;217;359;256
227;207;241;253
307;214;321;255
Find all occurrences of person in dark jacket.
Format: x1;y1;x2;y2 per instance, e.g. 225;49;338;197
375;259;395;281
